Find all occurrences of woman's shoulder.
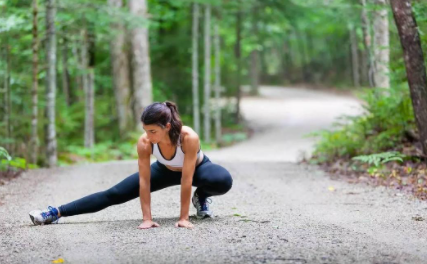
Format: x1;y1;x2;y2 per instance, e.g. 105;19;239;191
137;133;152;156
180;126;200;150
181;126;199;141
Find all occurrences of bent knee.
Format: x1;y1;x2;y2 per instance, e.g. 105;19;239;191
216;171;233;194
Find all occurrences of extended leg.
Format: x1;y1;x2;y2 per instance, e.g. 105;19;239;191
58;161;180;217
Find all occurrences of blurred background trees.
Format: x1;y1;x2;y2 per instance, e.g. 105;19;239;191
1;0;427;169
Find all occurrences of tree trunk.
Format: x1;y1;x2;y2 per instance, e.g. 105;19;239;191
129;0;153;126
4;35;11;154
214;22;221;144
80;28;91;147
31;0;39;164
84;26;95;148
373;0;390;88
45;0;57;167
390;0;427;159
85;68;95;148
295;28;308;82
203;5;211;143
61;35;70;106
235;8;242;123
349;23;360;87
360;0;375;87
192;3;201;135
282;35;293;83
72;41;83;101
250;50;259;94
250;6;259;95
109;0;132;136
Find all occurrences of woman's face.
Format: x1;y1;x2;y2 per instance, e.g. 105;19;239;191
142;123;171;144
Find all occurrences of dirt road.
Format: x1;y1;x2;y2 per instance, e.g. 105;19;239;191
1;86;426;264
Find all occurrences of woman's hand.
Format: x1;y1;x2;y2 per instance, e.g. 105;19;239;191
137;219;160;229
175;219;194;229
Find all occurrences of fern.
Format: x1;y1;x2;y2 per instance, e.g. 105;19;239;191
0;147;12;161
352;151;406;168
0;146;33;172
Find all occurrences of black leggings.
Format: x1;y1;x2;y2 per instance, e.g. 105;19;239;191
58;155;233;217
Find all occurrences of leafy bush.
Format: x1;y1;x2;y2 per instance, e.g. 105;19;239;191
0;147;36;179
308;85;416;163
58;141;139;166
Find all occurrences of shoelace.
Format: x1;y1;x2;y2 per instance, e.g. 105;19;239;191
41;206;59;223
200;198;212;211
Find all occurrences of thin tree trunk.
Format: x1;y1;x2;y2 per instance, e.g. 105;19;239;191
360;0;375;87
72;41;83;101
305;33;315;82
1;5;12;154
84;26;95;148
360;46;369;86
4;36;11;154
86;68;95;148
129;0;153;126
192;3;201;135
235;8;242;123
45;0;57;167
349;23;360;87
109;0;132;136
31;0;39;164
203;5;211;142
250;51;259;94
250;6;259;95
390;0;427;159
80;28;90;147
282;35;293;83
287;31;298;82
61;35;70;106
373;0;390;88
214;22;221;144
295;28;308;82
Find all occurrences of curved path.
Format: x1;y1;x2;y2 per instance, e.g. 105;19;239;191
1;86;426;264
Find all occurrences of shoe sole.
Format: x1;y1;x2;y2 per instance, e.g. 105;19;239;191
192;195;213;219
195;211;213;219
29;213;37;225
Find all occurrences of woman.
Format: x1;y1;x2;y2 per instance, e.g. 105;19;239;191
29;101;233;229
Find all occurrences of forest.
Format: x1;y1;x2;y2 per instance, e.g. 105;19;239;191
1;0;427;198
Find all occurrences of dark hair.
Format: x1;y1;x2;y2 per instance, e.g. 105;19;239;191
140;101;183;146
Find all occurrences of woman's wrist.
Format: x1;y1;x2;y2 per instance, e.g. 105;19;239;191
179;215;189;221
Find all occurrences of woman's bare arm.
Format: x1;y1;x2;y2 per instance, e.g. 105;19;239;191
176;134;199;228
136;135;159;229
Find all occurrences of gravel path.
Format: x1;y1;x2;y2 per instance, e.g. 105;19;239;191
1;86;426;264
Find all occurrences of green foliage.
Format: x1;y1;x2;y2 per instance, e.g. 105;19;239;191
351;151;408;177
309;85;416;163
0;147;11;161
2;0;427;168
59;141;139;166
352;151;406;168
0;146;36;172
221;132;247;144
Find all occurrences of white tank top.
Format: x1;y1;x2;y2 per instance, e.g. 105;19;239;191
152;135;201;168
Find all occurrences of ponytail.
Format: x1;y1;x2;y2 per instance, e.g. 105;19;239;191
164;101;183;146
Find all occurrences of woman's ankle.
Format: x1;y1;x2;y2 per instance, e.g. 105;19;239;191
56;207;62;217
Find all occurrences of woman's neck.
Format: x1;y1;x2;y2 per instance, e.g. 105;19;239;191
159;136;173;146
